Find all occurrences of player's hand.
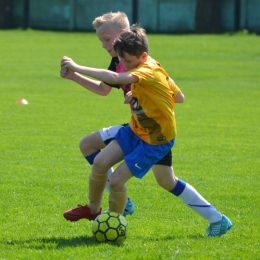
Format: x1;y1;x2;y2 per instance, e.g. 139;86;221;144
60;56;78;71
124;91;135;104
60;67;75;80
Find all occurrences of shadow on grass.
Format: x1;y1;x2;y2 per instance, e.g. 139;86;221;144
135;233;205;241
5;235;98;249
187;234;206;239
4;233;205;249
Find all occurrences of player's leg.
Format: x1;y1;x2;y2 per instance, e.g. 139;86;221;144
80;126;124;191
80;131;106;157
63;131;106;222
109;161;134;215
152;152;232;236
63;139;125;222
88;139;125;215
80;126;135;216
152;150;177;190
63;126;134;221
79;130;113;192
109;126;175;215
168;174;233;236
98;125;135;215
152;165;178;191
153;163;220;222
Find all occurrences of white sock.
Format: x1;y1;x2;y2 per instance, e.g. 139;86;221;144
105;167;114;193
170;179;222;223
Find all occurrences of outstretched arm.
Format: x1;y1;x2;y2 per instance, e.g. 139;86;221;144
60;68;112;96
61;56;137;85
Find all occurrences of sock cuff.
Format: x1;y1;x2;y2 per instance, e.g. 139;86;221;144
85;150;101;165
90;172;107;182
170;179;186;196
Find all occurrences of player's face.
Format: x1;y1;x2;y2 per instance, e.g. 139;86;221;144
119;52;148;71
96;24;124;57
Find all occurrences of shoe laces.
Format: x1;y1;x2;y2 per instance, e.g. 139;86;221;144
75;204;90;213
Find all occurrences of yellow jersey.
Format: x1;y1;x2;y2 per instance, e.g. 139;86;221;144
128;57;180;145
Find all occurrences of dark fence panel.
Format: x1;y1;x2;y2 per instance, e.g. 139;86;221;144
195;0;221;33
247;0;260;33
0;0;12;28
220;0;235;31
30;0;72;30
158;0;197;33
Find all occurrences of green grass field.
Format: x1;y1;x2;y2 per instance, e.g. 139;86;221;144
0;29;259;259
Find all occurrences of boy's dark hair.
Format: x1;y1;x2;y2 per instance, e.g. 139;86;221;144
113;24;149;58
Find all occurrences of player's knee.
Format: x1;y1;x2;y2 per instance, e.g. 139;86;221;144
155;176;177;191
109;173;124;191
79;135;89;154
92;155;108;174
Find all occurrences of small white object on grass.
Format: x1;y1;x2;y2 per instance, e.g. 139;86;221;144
17;99;29;105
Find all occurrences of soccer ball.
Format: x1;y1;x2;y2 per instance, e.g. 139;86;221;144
92;212;128;244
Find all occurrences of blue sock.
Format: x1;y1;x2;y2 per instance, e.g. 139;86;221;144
85;150;101;165
170;179;186;196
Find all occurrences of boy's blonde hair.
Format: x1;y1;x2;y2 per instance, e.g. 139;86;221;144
92;12;130;31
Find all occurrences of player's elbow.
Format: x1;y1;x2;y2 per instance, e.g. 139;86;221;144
100;90;110;96
178;94;185;103
174;92;185;103
99;83;112;96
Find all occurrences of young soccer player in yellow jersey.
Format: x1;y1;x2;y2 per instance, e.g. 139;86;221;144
61;23;232;236
62;12;181;218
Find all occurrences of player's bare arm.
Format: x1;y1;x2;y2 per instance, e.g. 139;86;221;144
60;67;112;96
174;91;185;103
61;56;137;85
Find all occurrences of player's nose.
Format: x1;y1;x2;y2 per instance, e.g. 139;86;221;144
102;41;108;49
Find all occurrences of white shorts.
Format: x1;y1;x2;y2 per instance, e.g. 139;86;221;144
99;125;125;143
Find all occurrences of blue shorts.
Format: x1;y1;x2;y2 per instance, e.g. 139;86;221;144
114;125;175;178
99;124;173;166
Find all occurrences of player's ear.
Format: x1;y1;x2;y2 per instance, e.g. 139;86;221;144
120;29;126;33
141;52;148;61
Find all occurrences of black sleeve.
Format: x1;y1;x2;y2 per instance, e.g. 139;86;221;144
103;57;120;89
